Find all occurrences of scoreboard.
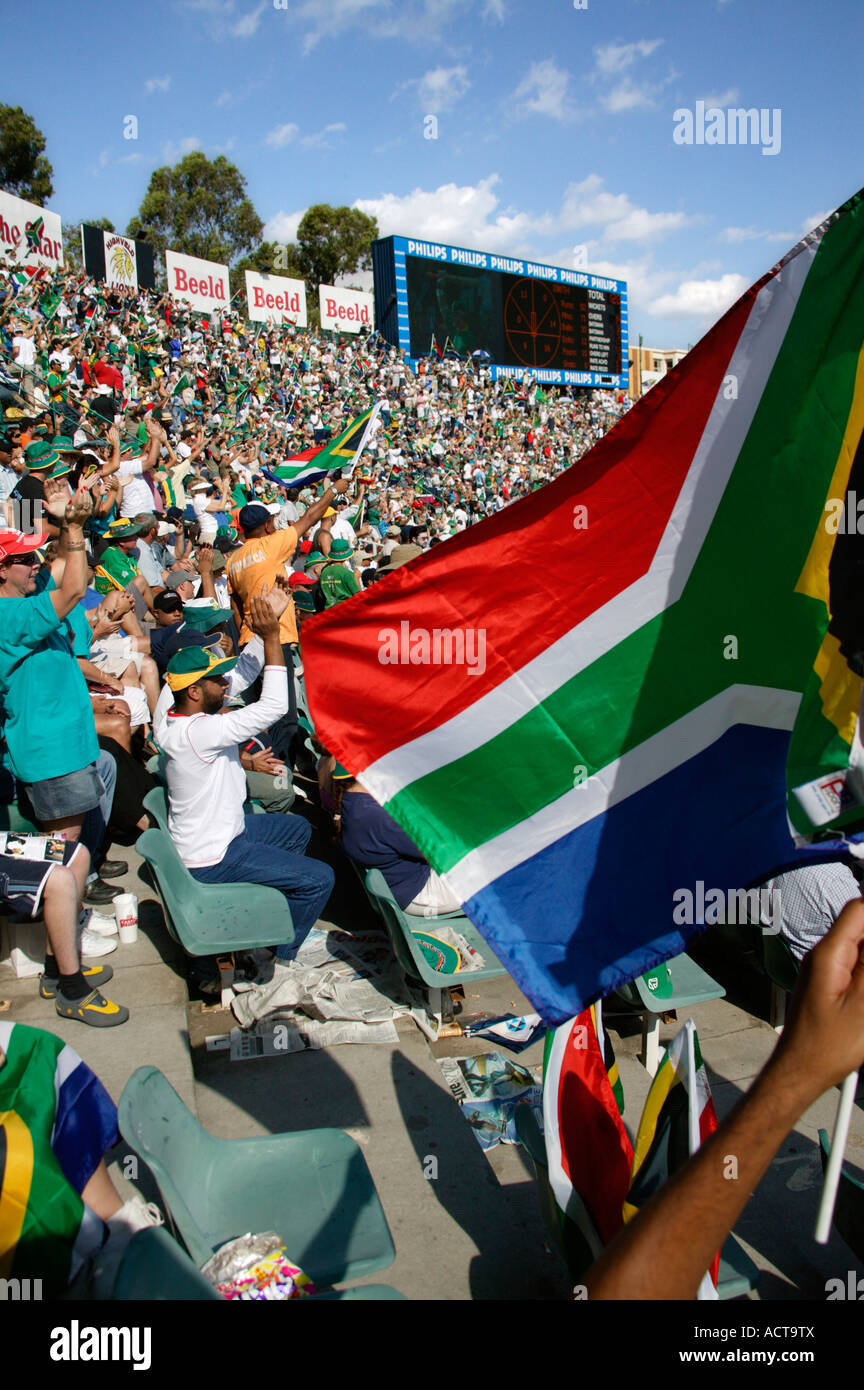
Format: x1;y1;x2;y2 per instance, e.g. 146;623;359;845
371;235;628;389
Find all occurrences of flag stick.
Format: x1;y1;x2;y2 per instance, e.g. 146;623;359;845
814;1069;859;1243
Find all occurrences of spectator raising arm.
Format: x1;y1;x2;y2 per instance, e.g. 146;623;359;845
42;480;93;618
584;898;864;1301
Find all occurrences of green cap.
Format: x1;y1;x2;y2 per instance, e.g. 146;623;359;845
166;645;238;692
305;550;327;568
182;602;232;632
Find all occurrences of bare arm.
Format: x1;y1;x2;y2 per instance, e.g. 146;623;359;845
44;488;93;619
585;899;864;1300
293;478;349;540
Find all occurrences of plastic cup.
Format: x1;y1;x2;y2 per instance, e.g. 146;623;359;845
113;893;139;944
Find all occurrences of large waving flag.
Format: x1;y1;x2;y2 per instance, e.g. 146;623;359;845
268;403;381;488
303;187;864;1021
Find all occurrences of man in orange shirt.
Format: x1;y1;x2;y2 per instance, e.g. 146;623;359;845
227;478;351;761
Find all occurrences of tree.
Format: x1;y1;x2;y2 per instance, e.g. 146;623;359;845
63;216;114;272
294;205;378;290
0;105;53;204
126;152;263;265
229;239;300;298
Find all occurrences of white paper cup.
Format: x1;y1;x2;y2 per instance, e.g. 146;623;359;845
113;893;139;944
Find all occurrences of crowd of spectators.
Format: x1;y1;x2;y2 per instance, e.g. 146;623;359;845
0;257;631;1026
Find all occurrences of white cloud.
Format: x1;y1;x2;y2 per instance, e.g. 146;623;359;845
232;1;266;36
162;136;201;162
589;38;673;113
649;272;748;318
265;123;299;148
348;172;690;260
262;209;305;244
801;209;832;235
514;60;578;123
264;121;346;149
216;90;234;106
98;149;110;168
300;122;347;147
699;87;739;108
396;65;471;112
558;175;692;242
593;39;663;76
145;75;171;94
285;0;503;55
721;225;793;244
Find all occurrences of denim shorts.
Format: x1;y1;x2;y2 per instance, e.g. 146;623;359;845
24;762;106;820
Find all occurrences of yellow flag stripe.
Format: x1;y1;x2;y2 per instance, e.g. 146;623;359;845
0;1111;34;1279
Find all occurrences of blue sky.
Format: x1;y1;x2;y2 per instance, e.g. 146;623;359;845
4;0;863;347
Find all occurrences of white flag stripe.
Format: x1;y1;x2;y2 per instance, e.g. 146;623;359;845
400;685;801;905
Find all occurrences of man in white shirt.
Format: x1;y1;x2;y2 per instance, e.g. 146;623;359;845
154;592;333;950
116;423;161;517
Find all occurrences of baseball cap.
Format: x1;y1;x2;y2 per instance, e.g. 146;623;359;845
239;503;271;533
0;529;49;562
165;570;197;591
165;645;238;692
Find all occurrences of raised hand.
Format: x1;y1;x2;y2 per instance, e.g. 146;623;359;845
249;587;280;638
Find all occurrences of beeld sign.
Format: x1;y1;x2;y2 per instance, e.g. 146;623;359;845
318;283;372;333
245;269;307;326
165;248;229;313
0;189;63;269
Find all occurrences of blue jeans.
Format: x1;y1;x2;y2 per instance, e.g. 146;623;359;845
190;813;334;954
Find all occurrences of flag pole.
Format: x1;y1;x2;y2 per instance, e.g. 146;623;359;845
814;1069;859;1243
342;400;382;480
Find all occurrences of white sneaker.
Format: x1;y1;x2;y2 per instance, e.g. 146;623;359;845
79;909;119;938
80;927;118;958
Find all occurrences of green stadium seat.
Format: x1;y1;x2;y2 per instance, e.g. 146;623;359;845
118;1066;397;1288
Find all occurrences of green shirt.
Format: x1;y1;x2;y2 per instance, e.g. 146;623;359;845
94;544;138;596
319;562;361;609
0;587;99;783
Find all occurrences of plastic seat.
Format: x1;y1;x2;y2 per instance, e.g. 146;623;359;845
118;1067;396;1287
819;1129;864;1261
759;930;800;1031
135;827;294;956
113;1227;222;1300
612;953;725;1075
143;786;169;831
362;866;507;989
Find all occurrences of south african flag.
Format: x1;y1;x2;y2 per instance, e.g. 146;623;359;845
0;1022;116;1294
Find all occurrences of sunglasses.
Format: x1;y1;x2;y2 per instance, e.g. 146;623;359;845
6;552;39;566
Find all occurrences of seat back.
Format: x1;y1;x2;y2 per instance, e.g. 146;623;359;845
143;786;169;832
760;929;799;993
113;1226;221;1301
118;1067;218;1265
819;1129;864;1261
